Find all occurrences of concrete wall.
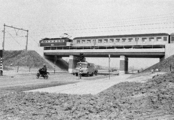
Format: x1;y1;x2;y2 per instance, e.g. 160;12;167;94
165;44;174;59
68;55;80;73
44;55;68;71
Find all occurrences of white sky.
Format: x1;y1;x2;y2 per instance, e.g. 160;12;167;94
0;0;174;69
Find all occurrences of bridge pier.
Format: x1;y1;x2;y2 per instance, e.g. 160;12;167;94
160;56;165;62
119;55;128;75
68;55;80;73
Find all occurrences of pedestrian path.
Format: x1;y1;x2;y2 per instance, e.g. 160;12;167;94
28;73;158;95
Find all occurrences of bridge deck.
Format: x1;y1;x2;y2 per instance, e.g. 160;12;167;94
44;48;165;58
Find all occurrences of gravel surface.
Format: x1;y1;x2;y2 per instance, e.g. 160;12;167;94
0;72;174;119
27;75;130;95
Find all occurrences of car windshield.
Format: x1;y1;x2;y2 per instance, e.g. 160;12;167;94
76;63;87;68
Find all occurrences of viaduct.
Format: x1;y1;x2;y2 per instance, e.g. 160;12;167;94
43;44;174;75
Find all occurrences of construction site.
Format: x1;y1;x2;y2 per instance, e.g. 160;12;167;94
1;0;174;120
0;50;174;120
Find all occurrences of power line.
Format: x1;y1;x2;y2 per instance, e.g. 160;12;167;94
29;21;174;35
6;31;22;47
3;24;29;50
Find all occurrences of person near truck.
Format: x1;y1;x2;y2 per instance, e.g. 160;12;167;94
78;66;82;79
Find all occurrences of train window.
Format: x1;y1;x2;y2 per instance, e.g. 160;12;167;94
77;40;80;43
171;37;174;42
122;38;126;42
142;38;147;42
163;37;167;41
98;39;102;43
87;40;91;43
82;40;85;43
110;39;114;43
48;40;51;43
156;37;161;41
116;39;120;42
62;40;65;42
44;47;50;50
104;39;108;43
149;37;154;41
128;38;132;42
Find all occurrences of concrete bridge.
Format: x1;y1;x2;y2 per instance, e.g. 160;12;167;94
43;44;174;74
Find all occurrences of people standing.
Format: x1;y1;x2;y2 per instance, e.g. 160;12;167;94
79;66;82;79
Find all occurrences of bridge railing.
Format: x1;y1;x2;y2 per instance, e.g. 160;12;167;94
44;44;165;50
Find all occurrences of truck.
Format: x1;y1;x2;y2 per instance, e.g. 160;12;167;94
73;62;98;76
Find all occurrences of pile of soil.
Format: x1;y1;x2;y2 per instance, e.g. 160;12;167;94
3;50;54;69
0;73;174;119
143;55;174;72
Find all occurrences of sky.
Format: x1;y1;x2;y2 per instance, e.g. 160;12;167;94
0;0;174;69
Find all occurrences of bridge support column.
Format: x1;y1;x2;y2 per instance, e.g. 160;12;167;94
68;55;79;73
119;55;128;75
160;56;165;62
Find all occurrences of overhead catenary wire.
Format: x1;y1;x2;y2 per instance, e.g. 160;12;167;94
6;31;22;47
3;14;174;47
28;14;174;35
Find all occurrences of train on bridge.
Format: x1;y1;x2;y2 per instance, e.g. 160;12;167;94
39;33;174;50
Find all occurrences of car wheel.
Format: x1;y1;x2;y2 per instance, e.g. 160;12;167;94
91;72;94;76
86;72;89;77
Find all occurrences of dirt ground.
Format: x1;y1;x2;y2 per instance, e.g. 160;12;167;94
0;70;114;92
0;71;174;120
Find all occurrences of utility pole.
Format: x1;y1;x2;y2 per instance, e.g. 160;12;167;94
2;24;5;51
2;24;29;51
26;30;29;50
1;24;5;76
109;54;110;79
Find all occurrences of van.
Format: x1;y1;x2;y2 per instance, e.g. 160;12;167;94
74;62;98;76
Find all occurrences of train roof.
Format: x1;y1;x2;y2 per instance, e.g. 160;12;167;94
73;33;169;40
41;37;71;41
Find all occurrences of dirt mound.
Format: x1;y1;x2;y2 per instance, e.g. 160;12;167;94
143;55;174;72
0;73;174;119
3;50;54;69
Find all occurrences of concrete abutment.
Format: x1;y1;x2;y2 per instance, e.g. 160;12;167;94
165;44;174;59
44;55;68;71
68;55;80;73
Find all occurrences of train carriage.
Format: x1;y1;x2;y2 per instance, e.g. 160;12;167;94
40;37;72;47
39;33;174;50
72;33;170;48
